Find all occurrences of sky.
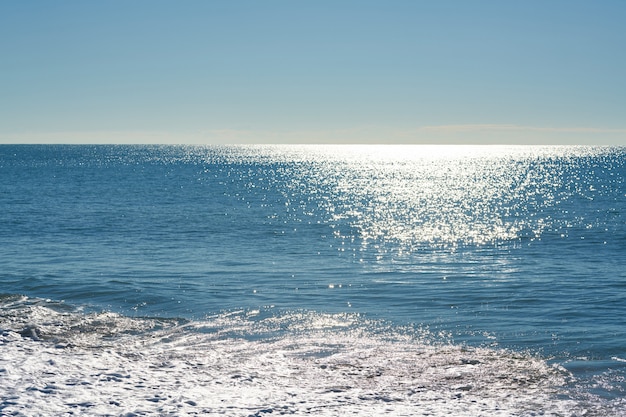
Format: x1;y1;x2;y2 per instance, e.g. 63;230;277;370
1;0;625;145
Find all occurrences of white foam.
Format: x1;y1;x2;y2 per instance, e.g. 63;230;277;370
0;298;614;416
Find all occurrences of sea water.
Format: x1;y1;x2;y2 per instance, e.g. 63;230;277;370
1;144;624;416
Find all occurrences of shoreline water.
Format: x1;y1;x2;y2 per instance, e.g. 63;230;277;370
3;294;617;416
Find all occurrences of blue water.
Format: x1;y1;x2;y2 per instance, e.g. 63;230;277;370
1;144;625;415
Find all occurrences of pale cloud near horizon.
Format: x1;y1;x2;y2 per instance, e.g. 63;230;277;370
416;124;626;134
0;124;625;145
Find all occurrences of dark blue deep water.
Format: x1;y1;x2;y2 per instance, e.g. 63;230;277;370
1;145;625;416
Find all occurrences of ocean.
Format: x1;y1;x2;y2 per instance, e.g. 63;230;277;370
1;144;625;416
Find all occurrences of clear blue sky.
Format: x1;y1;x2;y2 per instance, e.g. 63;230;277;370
1;1;625;144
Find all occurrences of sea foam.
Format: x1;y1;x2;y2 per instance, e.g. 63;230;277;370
1;296;606;416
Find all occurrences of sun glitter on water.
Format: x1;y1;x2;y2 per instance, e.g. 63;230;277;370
295;145;560;254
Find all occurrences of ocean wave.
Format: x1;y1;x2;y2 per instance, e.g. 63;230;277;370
2;295;618;416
